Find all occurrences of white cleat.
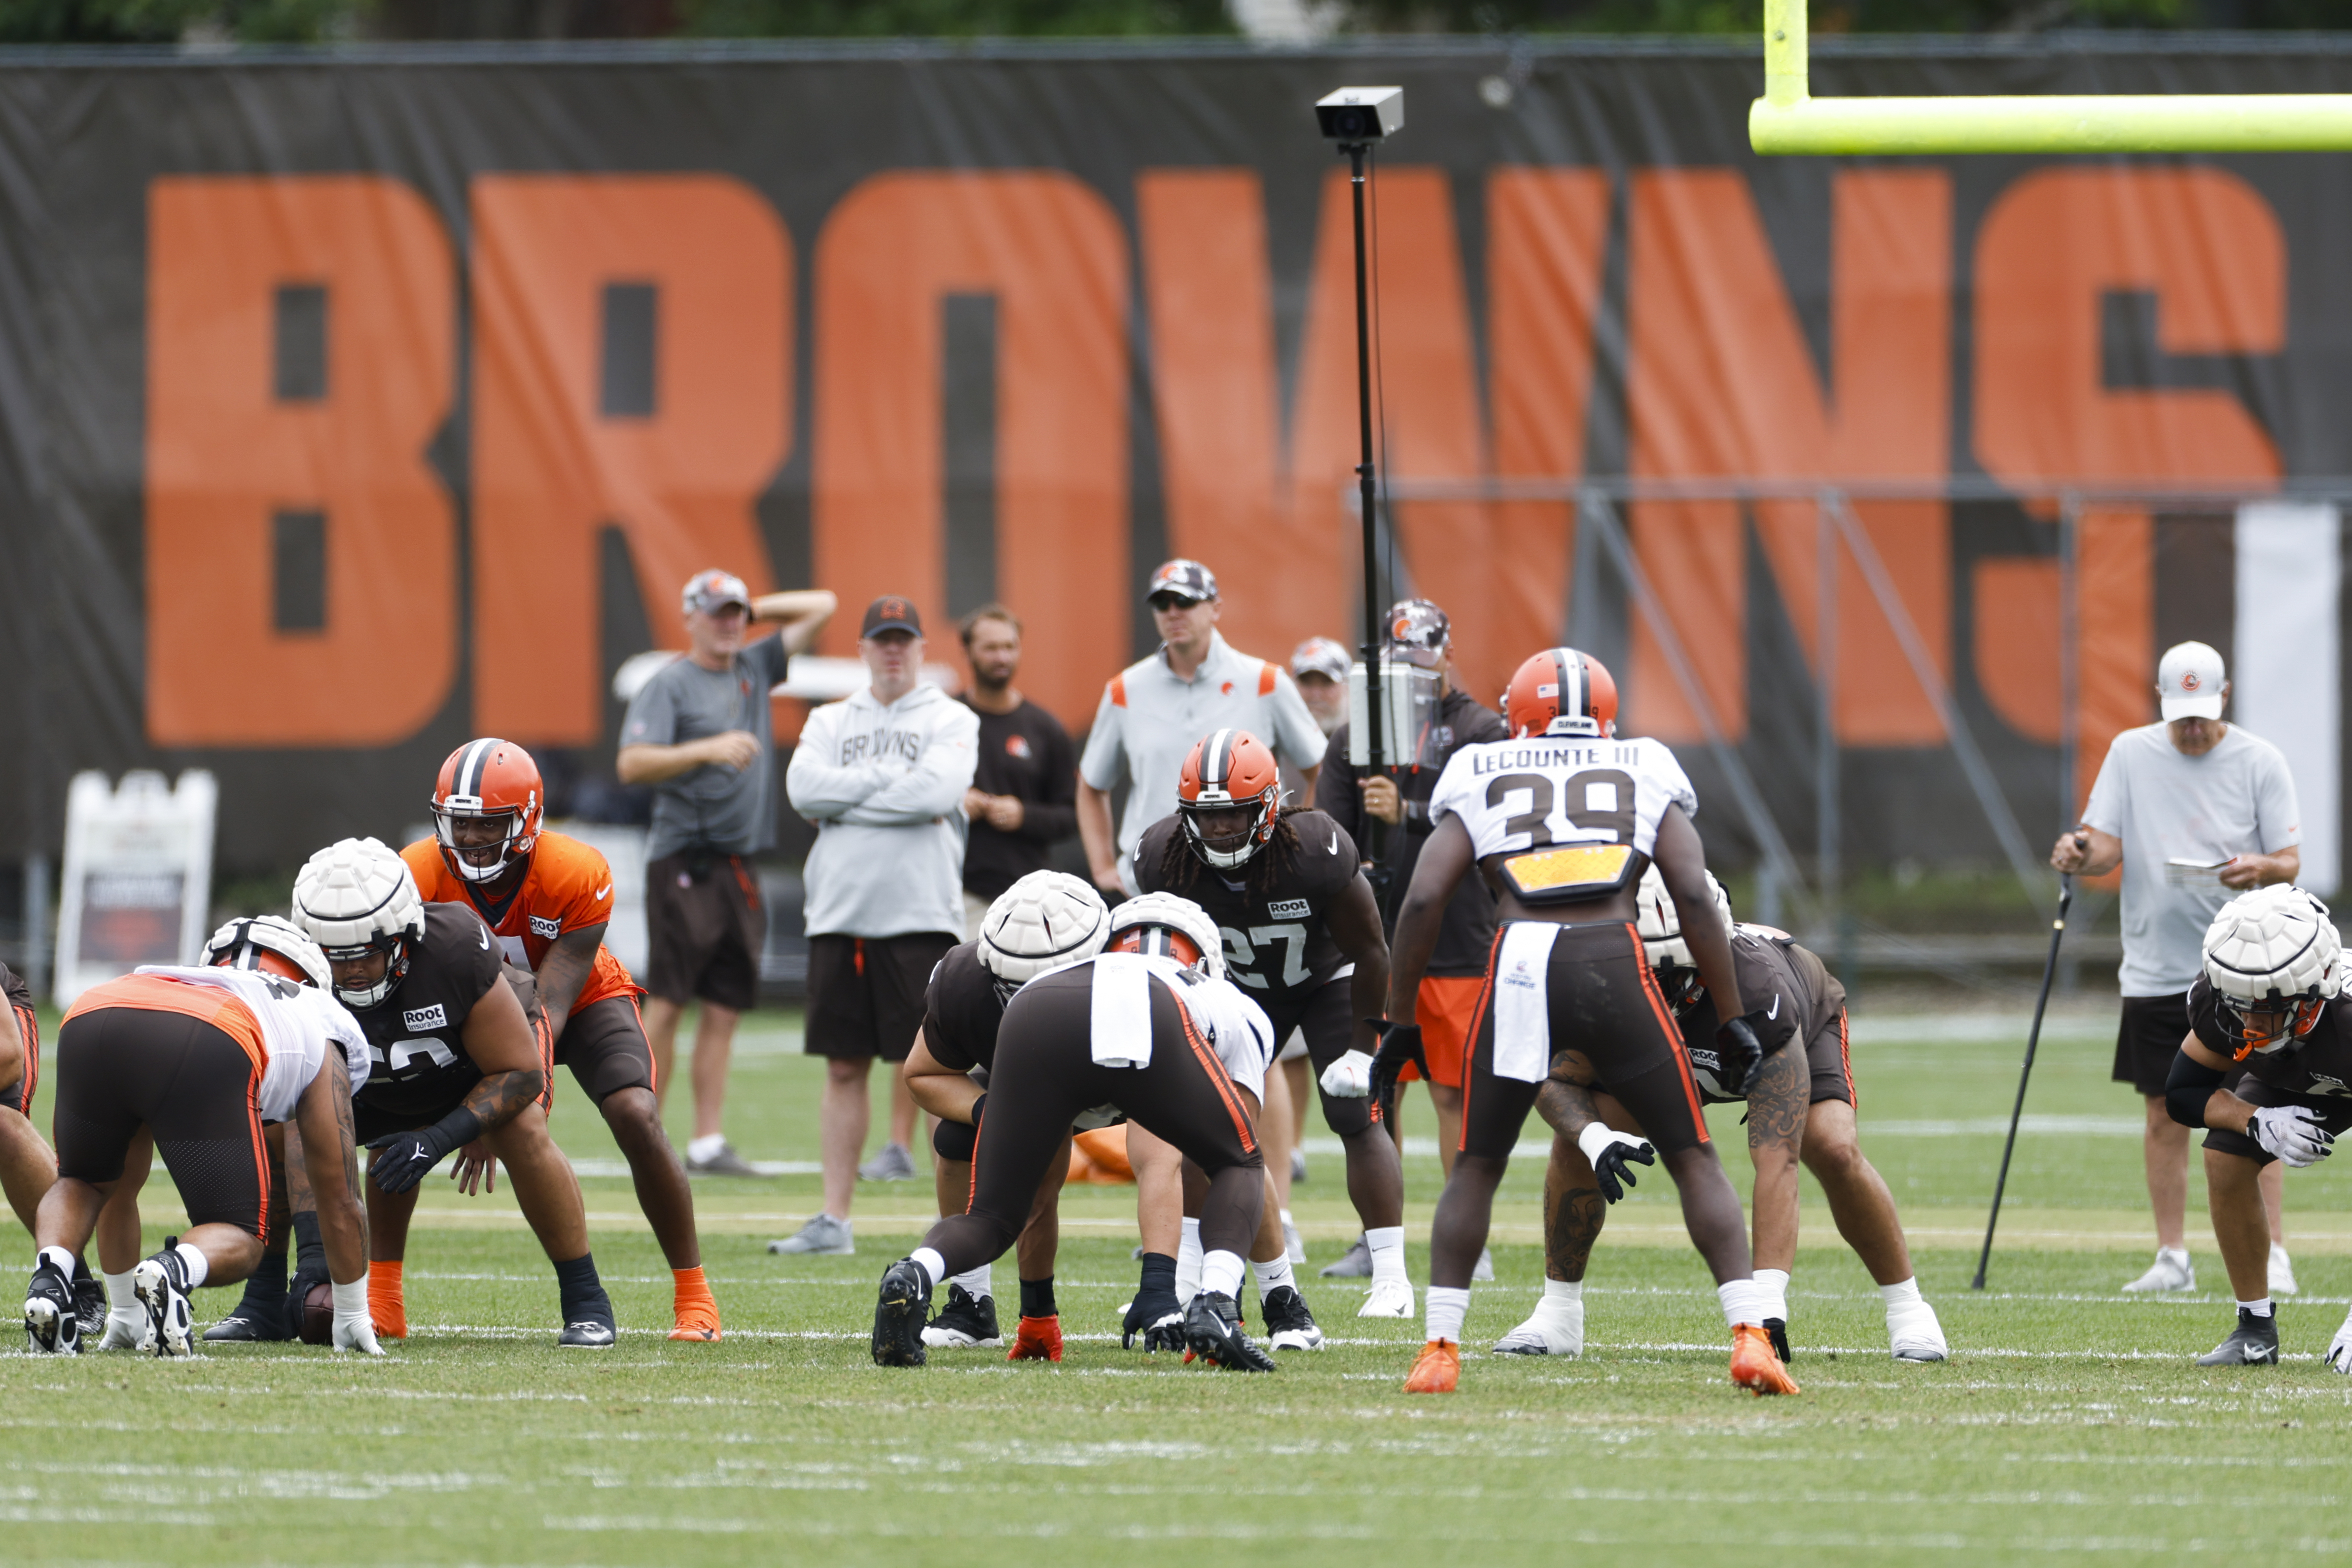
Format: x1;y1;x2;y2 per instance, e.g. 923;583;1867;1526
2270;1244;2299;1298
1357;1277;1415;1319
1283;1219;1306;1266
2121;1248;2195;1293
1492;1299;1584;1358
1888;1298;1949;1362
2323;1305;2352;1375
1471;1247;1495;1283
133;1250;197;1359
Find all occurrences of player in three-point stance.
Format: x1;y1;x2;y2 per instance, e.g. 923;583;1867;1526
1363;647;1796;1396
292;837;617;1348
2164;886;2352;1367
23;916;378;1357
0;957;114;1337
874;898;1282;1371
1495;866;1948;1365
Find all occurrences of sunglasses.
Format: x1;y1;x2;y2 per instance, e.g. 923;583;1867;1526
1149;594;1203;613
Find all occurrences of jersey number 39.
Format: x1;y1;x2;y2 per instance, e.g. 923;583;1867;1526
1486;769;1637;848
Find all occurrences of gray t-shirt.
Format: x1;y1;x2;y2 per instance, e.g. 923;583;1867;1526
622;635;792;861
2082;722;2302;996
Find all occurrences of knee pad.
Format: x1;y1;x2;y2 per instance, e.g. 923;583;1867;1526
932;1117;979;1164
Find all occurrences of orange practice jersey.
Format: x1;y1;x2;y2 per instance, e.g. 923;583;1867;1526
402;832;638;1013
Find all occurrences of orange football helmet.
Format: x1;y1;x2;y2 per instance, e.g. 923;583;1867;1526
431;738;544;885
1505;648;1618;740
1177;728;1283;869
1109;924;1207;967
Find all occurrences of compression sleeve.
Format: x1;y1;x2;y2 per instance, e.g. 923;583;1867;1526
2164;1050;2228;1131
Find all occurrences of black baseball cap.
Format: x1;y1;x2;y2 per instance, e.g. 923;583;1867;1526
860;595;924;638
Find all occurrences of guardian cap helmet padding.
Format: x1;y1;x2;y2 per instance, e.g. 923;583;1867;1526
2202;885;2342;1059
978;871;1112;990
292;837;428;1010
1634;864;1733;1013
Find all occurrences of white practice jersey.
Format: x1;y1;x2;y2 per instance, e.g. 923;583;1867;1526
135;965;371;1123
1429;733;1698;902
1083;952;1276;1102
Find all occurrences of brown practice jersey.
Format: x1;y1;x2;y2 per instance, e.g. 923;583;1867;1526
1131;808;1362;1029
920;940;1012;1075
2189;975;2352;1101
1676;925;1846;1105
0;958;36;1113
348;902;508;1123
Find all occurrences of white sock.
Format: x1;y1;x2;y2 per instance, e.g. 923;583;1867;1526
1543;1277;1583;1304
104;1269;138;1310
1366;1225;1407;1286
2240;1296;2276;1318
1425;1284;1470;1344
951;1264;993;1302
1753;1267;1790;1322
2157;1245;2189;1264
1279;1207;1295;1227
173;1242;209;1289
1176;1217;1204;1303
1252;1255;1296;1299
1718;1277;1765;1329
1200;1249;1245;1301
2271;1243;2293;1262
37;1246;74;1280
1879;1277;1924;1308
910;1247;947;1291
688;1133;726;1163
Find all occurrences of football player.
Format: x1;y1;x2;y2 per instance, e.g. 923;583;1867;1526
1494;867;1948;1364
873;897;1281;1371
2165;886;2352;1367
1129;729;1409;1317
399;739;717;1341
23;916;378;1357
292;837;617;1348
1364;647;1795;1396
0;958;111;1335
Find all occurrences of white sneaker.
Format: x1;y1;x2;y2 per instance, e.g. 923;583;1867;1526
2121;1247;2194;1293
1492;1299;1583;1357
1357;1277;1414;1318
1471;1247;1495;1283
1283;1219;1306;1265
2270;1244;2299;1297
1888;1298;1949;1362
767;1214;855;1256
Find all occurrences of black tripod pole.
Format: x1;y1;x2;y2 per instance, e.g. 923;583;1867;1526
1972;865;2077;1290
1345;139;1390;892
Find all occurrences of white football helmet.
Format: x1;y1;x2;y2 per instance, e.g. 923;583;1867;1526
2202;885;2342;1056
1107;891;1227;981
1635;863;1732;1012
292;837;428;1010
979;870;1112;989
202;914;332;991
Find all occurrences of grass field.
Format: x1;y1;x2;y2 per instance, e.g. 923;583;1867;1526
10;994;2352;1565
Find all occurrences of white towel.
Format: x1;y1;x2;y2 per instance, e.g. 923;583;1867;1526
1492;922;1560;1082
1090;952;1156;1069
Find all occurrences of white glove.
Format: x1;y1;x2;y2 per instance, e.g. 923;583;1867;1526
331;1278;383;1355
1319;1049;1376;1099
2327;1308;2352;1375
2249;1105;2335;1168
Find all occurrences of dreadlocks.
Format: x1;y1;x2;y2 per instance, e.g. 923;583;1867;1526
1160;807;1305;902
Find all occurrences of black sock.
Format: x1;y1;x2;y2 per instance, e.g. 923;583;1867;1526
291;1212;325;1279
1020;1277;1056;1319
71;1254;92;1285
1137;1252;1176;1300
242;1247;288;1307
554;1252;611;1322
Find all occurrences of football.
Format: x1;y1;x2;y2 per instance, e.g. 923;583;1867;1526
298;1280;334;1347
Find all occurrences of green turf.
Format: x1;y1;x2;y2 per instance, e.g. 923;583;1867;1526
9;1002;2352;1565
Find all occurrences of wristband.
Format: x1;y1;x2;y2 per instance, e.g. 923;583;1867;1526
427;1102;486;1151
1577;1122;1624;1166
331;1278;367;1320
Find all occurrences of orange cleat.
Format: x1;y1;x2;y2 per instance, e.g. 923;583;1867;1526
1731;1323;1800;1395
1402;1339;1461;1394
1008;1314;1064;1362
669;1267;722;1342
367;1259;407;1340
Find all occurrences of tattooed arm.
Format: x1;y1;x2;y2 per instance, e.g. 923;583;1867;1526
454;974;547;1136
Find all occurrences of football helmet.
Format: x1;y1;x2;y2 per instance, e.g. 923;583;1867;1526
2202;886;2342;1059
292;838;428;1010
1634;864;1733;1013
1107;891;1227;981
1504;647;1617;740
431;738;544;886
1177;728;1282;870
979;871;1111;991
202;914;331;991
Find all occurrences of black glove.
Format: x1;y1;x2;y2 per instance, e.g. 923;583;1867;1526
1577;1122;1658;1203
1123;1253;1185;1351
283;1211;330;1338
1368;1022;1426;1126
1715;1011;1770;1098
366;1102;482;1196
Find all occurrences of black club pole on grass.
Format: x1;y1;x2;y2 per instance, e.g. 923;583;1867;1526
1972;838;2083;1290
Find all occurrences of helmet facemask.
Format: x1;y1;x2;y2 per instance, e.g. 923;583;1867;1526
321;932;410;1010
2217;991;2327;1060
434;800;535;886
1111;924;1209;972
1180;796;1277;871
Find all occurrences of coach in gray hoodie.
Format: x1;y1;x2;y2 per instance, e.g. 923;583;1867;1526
773;596;980;1255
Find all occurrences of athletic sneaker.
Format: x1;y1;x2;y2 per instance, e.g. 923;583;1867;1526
1730;1323;1800;1395
1889;1299;1950;1362
2270;1244;2299;1297
686;1141;764;1177
1007;1315;1063;1362
1358;1277;1414;1319
1283;1218;1306;1265
1262;1285;1325;1351
871;1258;932;1367
1290;1148;1308;1183
1319;1236;1372;1278
921;1283;1002;1348
1403;1339;1461;1394
203;1308;291;1344
2122;1247;2195;1293
1182;1290;1276;1371
769;1213;855;1255
858;1141;917;1183
24;1257;78;1355
1493;1298;1584;1358
1763;1317;1793;1363
72;1269;106;1338
1471;1247;1495;1283
134;1242;197;1359
558;1318;617;1349
2196;1308;2281;1366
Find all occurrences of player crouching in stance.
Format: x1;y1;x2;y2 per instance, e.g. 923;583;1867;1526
24;916;378;1357
2165;886;2351;1367
292;837;617;1348
1365;648;1795;1397
875;896;1281;1370
1496;868;1947;1365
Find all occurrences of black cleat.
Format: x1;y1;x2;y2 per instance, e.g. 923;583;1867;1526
204;1304;294;1343
1183;1291;1276;1372
2197;1308;2281;1366
25;1257;79;1355
558;1318;617;1349
1763;1317;1792;1364
134;1239;197;1358
920;1283;1001;1349
72;1266;106;1339
872;1258;932;1367
1261;1285;1325;1352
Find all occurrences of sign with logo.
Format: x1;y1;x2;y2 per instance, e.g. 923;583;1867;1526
53;770;215;1008
403;1002;449;1032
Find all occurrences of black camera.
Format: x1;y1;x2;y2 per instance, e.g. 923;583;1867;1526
1315;87;1404;145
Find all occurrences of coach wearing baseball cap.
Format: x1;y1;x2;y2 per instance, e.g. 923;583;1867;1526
618;569;836;1177
2054;640;2304;1296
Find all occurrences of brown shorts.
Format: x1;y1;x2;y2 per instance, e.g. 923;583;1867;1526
3;997;36;1115
1805;1009;1855;1108
645;852;766;1012
805;932;957;1062
2113;992;2193;1098
1405;975;1483;1088
558;993;656;1104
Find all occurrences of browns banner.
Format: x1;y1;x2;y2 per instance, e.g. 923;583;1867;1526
0;37;2345;877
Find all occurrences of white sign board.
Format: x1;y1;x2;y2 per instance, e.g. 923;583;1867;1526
53;769;216;1009
2236;502;2341;896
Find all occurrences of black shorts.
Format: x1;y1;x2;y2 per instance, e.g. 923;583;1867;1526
2203;1079;2352;1167
1462;921;1712;1161
52;1004;270;1239
2114;993;2194;1098
3;997;37;1115
1267;976;1378;1140
806;932;957;1062
558;994;656;1104
644;852;766;1012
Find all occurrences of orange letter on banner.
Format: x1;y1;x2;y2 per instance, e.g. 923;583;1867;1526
815;173;1128;732
146;177;455;746
472;176;790;745
1629;169;1952;745
1975;168;2283;808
